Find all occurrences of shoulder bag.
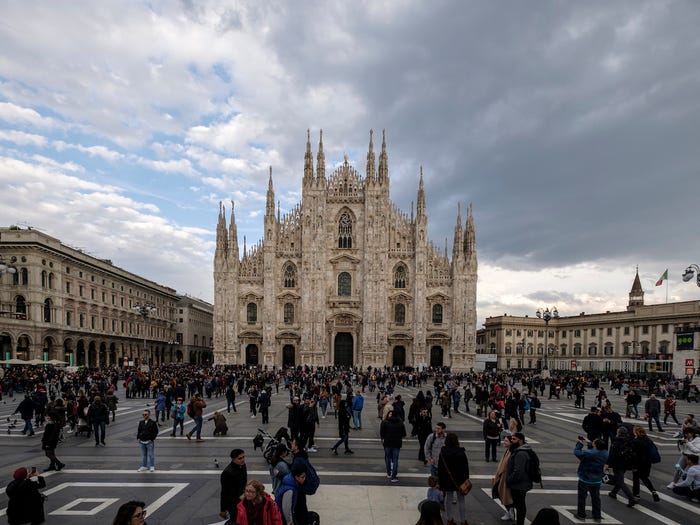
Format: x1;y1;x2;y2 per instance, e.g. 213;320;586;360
440;452;472;495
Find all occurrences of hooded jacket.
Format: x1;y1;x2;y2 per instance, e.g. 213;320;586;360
506;443;534;491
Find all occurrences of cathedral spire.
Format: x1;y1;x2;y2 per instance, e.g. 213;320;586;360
417;166;426;216
303;129;314;186
316;129;325;183
453;202;464;259
243;235;247;258
228;201;239;259
366;129;376;182
464;203;476;258
378;129;388;185
266;167;275;216
216;201;228;253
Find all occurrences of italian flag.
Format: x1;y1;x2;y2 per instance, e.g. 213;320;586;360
655;269;668;286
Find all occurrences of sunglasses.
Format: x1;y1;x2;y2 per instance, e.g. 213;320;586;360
132;510;147;519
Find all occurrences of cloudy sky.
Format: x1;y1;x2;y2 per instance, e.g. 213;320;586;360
1;0;699;326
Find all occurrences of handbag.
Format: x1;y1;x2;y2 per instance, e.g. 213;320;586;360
602;471;614;485
440;452;472;495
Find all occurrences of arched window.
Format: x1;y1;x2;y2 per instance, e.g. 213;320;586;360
284;303;294;324
604;343;614;355
246;302;257;324
21;268;28;285
283;263;296;288
394;264;407;288
432;304;443;324
338;272;351;296
338;212;353;248
394;303;405;325
43;298;51;323
41;270;47;288
560;344;567;356
588;344;597;356
16;295;26;315
48;273;54;289
573;344;582;356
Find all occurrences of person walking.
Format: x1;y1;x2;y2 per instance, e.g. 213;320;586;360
258;390;271;425
631;426;660;501
605;426;637;507
663;394;680;426
574;437;608;521
14;393;37;436
6;467;46;525
105;388;119;422
424;422;447;476
380;409;407;483
645;394;664;432
300;398;319;452
492;433;515;522
235;479;283;525
437;432;470;525
483;410;502;462
41;414;65;471
170;397;186;436
506;432;534;525
219;448;247;523
351;390;364;430
226;382;237;413
186;393;207;442
415;407;433;465
136;409;158;472
87;396;109;446
330;399;354;455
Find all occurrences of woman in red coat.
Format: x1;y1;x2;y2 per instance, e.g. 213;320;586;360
236;479;283;525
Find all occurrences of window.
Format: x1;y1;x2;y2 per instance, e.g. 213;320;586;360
338;212;353;248
624;326;630;335
283;263;296;288
588;344;597;356
111;294;115;305
562;330;567;337
79;313;85;327
15;296;26;315
662;324;669;333
607;327;613;336
642;325;649;335
284;303;294;324
247;303;257;324
537;330;543;337
394;264;407;288
527;330;533;337
19;268;27;285
395;303;405;325
194;335;199;347
112;319;117;332
102;292;106;302
43;299;51;322
41;270;47;288
66;311;72;326
66;282;71;294
79;285;84;297
516;329;522;337
338;272;351;296
505;346;512;355
91;288;96;300
591;328;596;336
573;344;582;356
432;304;443;324
48;273;54;289
91;316;96;329
505;329;512;336
560;344;567;356
574;329;581;337
604;344;613;356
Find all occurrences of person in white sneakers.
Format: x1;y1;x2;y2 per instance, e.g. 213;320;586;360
137;409;158;472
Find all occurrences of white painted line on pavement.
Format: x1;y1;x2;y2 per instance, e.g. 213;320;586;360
50;497;120;516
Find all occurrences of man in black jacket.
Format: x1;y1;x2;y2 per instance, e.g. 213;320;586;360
6;467;46;525
582;407;604;441
136;409;158;472
380;410;406;482
219;448;247;522
41;414;65;471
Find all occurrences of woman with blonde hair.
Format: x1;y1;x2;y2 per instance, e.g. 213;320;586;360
235;479;283;525
492;433;515;521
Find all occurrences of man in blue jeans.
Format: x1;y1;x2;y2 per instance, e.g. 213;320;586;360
136;409;158;472
574;437;608;521
186;393;207;442
380;410;406;482
351;390;364;430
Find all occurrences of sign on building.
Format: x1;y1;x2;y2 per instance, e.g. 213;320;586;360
677;333;695;350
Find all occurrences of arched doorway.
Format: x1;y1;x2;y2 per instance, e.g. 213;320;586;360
334;333;353;367
42;337;55;361
63;339;74;366
392;346;406;367
283;345;295;368
76;340;86;366
430;346;443;368
16;335;30;361
88;341;97;368
175;350;183;363
246;344;259;366
99;342;107;367
1;333;13;360
109;343;117;366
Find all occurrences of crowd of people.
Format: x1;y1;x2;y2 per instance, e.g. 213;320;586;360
3;362;700;524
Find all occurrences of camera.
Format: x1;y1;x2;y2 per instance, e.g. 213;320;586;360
30;466;37;473
577;436;585;441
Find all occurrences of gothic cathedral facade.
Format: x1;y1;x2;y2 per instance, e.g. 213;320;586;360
213;130;477;370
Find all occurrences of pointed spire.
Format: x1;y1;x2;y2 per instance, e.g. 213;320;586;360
303;129;314;185
243;235;247;258
411;201;414;222
316;129;325;183
378;129;388;184
266;166;275;216
444;237;449;259
628;266;645;308
228;201;239;258
453;202;464;259
216;201;228;253
417;166;426;215
464;203;476;257
277;200;280;222
366;129;375;182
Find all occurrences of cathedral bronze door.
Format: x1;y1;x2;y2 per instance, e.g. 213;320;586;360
334;333;353;367
283;345;295;368
246;344;259;366
392;346;406;367
430;346;443;367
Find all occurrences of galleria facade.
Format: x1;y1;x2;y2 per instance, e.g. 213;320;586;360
213;130;477;370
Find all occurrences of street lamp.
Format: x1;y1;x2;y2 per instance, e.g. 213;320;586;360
536;307;559;370
132;302;156;366
682;264;700;287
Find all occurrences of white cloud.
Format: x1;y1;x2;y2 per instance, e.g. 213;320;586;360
0;102;56;128
53;140;123;162
0;129;47;147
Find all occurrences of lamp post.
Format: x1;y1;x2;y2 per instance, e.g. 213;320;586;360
132;302;156;366
682;264;700;287
536;307;559;370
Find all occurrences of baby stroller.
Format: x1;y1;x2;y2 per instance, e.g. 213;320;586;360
254;427;292;463
75;416;91;437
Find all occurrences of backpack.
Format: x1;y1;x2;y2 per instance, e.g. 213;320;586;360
648;440;661;464
298;456;320;495
186;401;195;418
520;448;543;487
532;397;541;409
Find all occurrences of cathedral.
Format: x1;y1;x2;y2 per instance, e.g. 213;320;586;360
213;130;477;370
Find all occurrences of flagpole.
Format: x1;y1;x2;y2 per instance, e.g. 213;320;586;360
666;277;669;304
